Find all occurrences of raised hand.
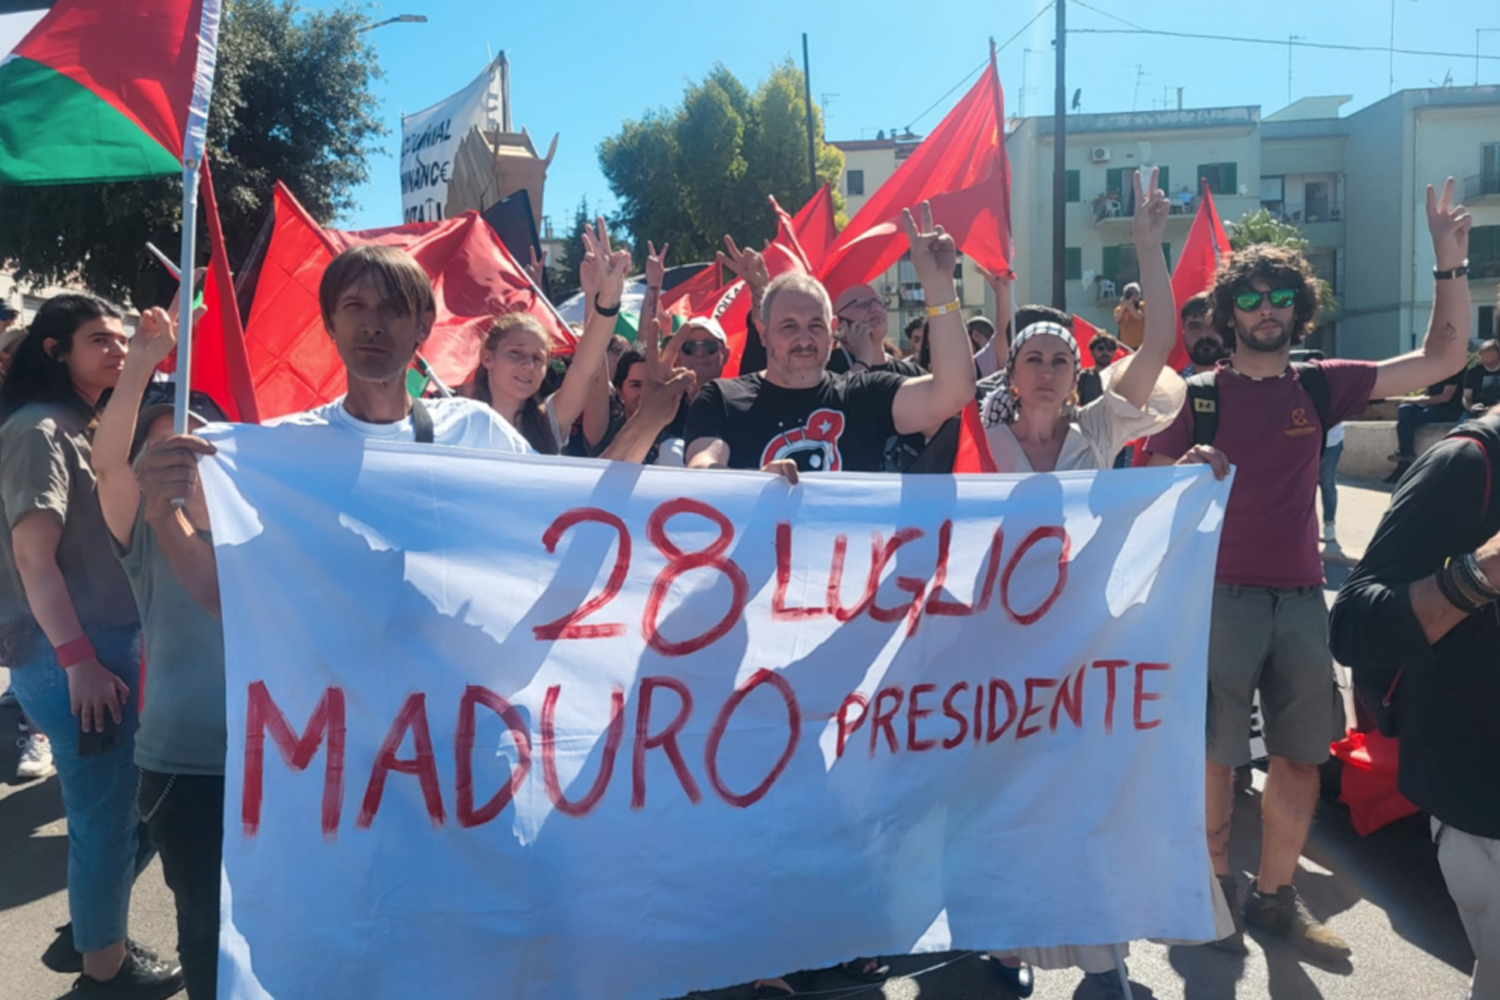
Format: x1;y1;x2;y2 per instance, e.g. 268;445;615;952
901;201;958;293
1426;177;1473;271
1132;167;1170;246
129;306;179;371
579;216;632;308
974;260;1015;296
524;246;546;288
717;235;771;296
636;302;696;425
645;241;669;290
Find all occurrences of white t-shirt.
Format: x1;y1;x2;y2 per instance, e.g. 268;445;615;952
274;396;534;454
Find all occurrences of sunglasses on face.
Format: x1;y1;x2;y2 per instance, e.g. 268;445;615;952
678;339;721;357
1234;288;1296;312
1091;344;1115;354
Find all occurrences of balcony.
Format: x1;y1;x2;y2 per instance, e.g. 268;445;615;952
1464;172;1500;202
1092;191;1198;227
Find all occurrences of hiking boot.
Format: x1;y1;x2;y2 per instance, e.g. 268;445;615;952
64;949;183;1000
1242;884;1352;961
1210;873;1249;954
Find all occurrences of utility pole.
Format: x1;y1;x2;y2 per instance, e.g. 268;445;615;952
1052;0;1067;310
802;34;818;199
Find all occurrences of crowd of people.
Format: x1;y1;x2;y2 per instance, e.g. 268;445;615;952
0;168;1492;1000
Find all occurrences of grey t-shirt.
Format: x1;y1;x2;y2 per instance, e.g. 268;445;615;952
114;503;226;775
0;402;139;660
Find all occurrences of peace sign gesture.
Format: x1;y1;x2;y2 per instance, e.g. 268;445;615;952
717;235;771;297
636;298;696;425
1426;177;1473;271
524;245;546;289
900;201;957;292
645;240;670;290
1131;167;1171;247
579;216;631;309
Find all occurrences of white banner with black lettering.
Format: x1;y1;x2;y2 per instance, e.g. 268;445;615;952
399;56;504;224
201;424;1231;1000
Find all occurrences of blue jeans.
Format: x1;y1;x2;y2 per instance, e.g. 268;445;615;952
1396;402;1453;457
1319;442;1343;524
8;624;153;952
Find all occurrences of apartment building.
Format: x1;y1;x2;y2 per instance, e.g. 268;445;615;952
835;85;1500;358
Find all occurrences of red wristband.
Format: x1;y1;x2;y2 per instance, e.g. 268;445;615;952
54;636;95;669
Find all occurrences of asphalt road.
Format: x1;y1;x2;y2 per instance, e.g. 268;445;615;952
0;482;1479;1000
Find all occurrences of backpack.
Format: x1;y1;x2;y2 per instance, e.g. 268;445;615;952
1187;362;1334;455
1351;414;1500;736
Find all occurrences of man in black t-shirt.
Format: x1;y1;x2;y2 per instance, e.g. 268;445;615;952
1463;340;1500;418
685;204;975;480
1388;363;1466;481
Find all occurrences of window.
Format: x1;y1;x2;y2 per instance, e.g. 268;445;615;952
1483;143;1500;196
846;169;864;196
1065;169;1080;203
1479;304;1496;342
1102;244;1140;287
1472;225;1500;279
1065;247;1082;280
1197;162;1238;196
1153;165;1170;198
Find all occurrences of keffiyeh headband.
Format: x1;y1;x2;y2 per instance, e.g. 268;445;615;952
980;321;1083;428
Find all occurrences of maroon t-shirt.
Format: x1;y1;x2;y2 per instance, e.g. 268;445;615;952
1146;360;1378;587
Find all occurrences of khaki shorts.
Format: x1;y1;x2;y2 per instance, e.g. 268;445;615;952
1206;584;1341;767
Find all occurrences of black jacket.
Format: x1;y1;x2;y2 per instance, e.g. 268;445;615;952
1329;416;1500;839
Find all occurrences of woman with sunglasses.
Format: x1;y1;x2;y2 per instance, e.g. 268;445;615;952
978;168;1183;479
467;218;624;454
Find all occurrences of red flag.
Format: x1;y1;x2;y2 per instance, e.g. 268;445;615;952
818;56;1010;297
660;261;723;316
1168;179;1232;372
191;157;260;422
791;183;837;273
242;184;574;420
952;400;997;473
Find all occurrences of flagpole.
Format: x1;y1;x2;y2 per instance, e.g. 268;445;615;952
174;158;202;436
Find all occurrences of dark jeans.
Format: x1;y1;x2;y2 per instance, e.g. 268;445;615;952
1396;402;1453;457
139;769;223;1000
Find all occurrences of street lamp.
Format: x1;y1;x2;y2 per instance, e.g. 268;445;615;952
360;13;427;32
1479;29;1500;86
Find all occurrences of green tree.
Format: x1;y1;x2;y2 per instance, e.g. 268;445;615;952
1226;209;1339;316
599;59;844;263
0;0;384;307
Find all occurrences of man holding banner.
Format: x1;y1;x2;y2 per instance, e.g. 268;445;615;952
685;203;973;479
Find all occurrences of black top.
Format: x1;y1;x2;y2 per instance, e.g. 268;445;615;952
1423;368;1466;419
1464;364;1500;410
1078;369;1104;406
1329;419;1500;838
684;370;906;472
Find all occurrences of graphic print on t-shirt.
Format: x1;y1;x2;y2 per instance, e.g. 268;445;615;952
759;408;846;472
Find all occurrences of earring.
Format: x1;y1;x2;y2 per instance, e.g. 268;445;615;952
1010;385;1020;398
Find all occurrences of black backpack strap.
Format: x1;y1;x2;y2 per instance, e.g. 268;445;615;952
1291;362;1334;455
1185;371;1219;447
410;397;435;444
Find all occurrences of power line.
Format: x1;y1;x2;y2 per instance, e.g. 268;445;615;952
902;2;1055;131
1070;26;1500;62
1070;0;1145;32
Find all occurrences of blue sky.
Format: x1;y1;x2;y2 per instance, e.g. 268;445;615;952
331;0;1497;233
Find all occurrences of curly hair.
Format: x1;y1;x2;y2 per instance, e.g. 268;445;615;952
1210;244;1320;350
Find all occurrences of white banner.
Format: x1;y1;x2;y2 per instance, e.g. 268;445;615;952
399;57;504;224
201;425;1231;1000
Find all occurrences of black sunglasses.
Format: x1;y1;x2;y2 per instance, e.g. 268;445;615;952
679;339;722;357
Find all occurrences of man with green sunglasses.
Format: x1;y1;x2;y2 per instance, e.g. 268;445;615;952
1145;177;1474;962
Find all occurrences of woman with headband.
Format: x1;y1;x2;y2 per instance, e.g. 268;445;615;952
980;168;1183;478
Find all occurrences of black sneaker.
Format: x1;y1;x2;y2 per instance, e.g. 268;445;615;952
1242;884;1352;961
64;949;183;1000
44;925;169;976
1210;873;1249;954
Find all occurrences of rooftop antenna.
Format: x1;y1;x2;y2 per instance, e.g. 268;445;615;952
1131;65;1150;112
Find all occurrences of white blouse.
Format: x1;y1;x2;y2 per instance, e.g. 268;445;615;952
982;358;1186;473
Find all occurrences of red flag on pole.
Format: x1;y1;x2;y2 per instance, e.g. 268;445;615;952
817;54;1010;298
1167;179;1233;372
240;183;574;420
191;156;260;422
791;183;837;273
952;399;997;473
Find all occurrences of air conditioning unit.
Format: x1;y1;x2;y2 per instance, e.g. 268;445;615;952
1090;146;1111;163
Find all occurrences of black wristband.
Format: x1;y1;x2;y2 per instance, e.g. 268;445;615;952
1433;261;1469;280
1454;552;1500;603
593;295;621;317
1437;558;1484;613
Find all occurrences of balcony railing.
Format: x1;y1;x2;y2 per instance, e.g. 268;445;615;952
1464;172;1500;201
1092;192;1196;223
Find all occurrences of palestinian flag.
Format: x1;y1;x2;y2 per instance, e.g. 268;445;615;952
0;0;221;184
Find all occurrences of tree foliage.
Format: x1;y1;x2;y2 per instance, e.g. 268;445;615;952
0;0;385;308
1227;209;1339;314
599;60;844;264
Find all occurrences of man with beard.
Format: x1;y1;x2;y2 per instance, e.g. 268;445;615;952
1180;292;1227;375
1145;179;1473;962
